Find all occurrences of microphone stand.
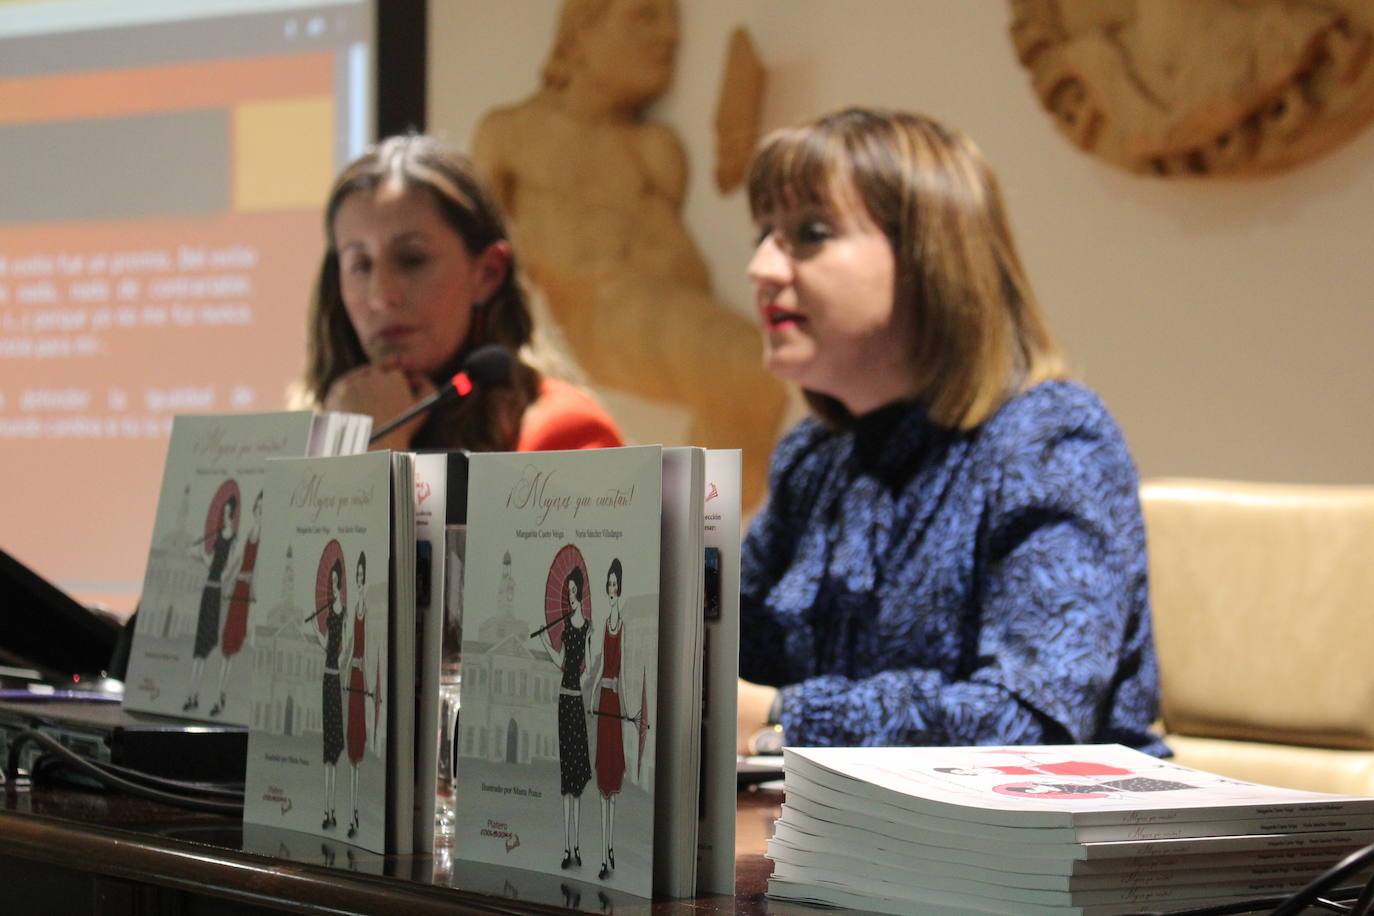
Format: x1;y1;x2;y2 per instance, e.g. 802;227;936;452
368;383;458;444
366;345;511;446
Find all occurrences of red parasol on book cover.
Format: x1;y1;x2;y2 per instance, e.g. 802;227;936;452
539;543;591;653
310;538;347;632
203;478;241;553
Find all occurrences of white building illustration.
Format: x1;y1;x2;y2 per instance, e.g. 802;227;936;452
252;546;321;737
140;482;204;641
459;548;657;789
461;550;558;765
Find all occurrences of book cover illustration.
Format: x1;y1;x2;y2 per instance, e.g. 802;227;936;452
243;452;392;853
123;412;322;724
785;745;1374;831
454;446;663;898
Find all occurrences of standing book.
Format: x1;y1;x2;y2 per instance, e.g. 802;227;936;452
452;445;666;898
122;410;369;724
412;449;469;853
241;450;416;855
450;444;738;898
450;447;736;900
653;446;705;897
697;449;741;895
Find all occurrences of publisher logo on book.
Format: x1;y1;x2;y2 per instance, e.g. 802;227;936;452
262;784;293;815
479;817;520;854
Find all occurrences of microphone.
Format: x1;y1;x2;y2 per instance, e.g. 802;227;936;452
367;344;513;444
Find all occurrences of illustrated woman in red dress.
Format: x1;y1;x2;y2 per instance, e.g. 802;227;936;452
210;490;262;717
589;558;627;881
345;551;370;839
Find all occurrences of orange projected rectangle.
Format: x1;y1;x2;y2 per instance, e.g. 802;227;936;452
0;52;334;127
235;96;336;212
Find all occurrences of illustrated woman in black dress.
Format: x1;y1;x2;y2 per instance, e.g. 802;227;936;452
306;557;348;830
536;566;593;870
185;493;239;712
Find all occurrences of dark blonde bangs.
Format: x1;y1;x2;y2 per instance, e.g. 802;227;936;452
747;125;854;223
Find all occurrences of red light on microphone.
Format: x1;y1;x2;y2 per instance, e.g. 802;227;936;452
368;346;510;445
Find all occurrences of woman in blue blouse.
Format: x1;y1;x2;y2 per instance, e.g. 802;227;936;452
737;108;1165;755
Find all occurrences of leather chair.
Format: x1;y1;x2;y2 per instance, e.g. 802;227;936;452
1142;478;1374;795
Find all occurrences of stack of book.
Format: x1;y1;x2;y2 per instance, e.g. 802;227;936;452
767;744;1374;915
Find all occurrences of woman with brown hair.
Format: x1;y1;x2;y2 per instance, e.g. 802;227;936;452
301;134;621;453
735;108;1165;755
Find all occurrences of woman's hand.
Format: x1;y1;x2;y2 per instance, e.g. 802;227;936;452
324;360;436;451
737;679;779;756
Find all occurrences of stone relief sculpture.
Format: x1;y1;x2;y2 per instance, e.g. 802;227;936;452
1010;0;1374;176
714;27;766;193
473;0;786;507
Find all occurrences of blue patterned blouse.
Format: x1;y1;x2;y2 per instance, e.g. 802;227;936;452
740;380;1166;755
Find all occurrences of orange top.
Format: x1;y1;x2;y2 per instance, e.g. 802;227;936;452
515;377;624;452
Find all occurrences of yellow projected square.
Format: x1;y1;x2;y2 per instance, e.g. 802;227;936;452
235;97;334;212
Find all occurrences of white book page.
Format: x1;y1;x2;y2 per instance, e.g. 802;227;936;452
785;745;1374;830
697;449;740;895
654;446;705;899
411;452;450;854
771;810;1369;880
388;452;416;855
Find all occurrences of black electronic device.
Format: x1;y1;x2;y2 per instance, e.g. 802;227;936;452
0;696;245;784
0;550;244;790
0;547;122;679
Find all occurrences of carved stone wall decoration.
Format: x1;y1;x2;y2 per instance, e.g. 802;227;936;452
473;0;788;507
714;26;766;193
1010;0;1374;176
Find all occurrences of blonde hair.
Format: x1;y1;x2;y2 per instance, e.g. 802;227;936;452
302;135;539;451
747;108;1065;429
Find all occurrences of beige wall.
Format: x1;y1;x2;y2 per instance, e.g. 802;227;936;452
429;0;1374;484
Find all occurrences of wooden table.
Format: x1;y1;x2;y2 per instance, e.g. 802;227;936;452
0;781;793;915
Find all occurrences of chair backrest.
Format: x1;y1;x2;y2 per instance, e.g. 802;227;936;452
1142;478;1374;750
